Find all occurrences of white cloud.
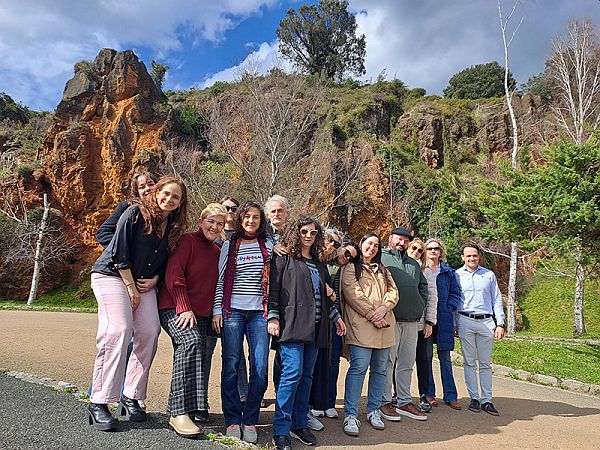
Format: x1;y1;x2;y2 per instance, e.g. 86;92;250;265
0;0;276;110
199;41;292;88
350;0;600;95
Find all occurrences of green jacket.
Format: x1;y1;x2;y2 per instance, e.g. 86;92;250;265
381;248;428;322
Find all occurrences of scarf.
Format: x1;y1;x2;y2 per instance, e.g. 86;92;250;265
221;233;271;318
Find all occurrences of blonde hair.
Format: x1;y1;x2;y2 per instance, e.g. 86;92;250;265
200;203;227;220
409;238;426;270
425;238;447;263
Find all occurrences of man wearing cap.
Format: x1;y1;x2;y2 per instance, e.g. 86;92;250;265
456;244;505;416
379;227;429;422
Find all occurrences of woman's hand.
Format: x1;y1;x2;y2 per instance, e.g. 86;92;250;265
175;311;197;329
273;243;289;256
212;314;223;334
370;305;388;323
268;318;280;337
125;284;140;311
372;317;389;328
335;318;347;336
136;275;159;293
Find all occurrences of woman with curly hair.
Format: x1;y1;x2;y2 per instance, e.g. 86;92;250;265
88;176;189;431
212;200;273;444
268;216;346;450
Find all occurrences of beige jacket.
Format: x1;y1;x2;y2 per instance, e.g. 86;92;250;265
340;262;399;349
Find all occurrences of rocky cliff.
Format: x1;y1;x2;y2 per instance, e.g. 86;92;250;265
38;49;168;245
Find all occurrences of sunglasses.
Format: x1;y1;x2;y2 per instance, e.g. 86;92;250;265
427;246;441;251
329;239;341;249
411;245;424;254
300;229;318;237
224;205;238;212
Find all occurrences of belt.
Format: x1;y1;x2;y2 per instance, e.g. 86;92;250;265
458;311;493;320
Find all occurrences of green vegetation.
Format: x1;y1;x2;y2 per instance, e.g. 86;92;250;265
444;61;515;99
150;60;170;90
0;93;29;123
0;285;96;310
277;0;366;80
493;340;600;385
518;277;600;338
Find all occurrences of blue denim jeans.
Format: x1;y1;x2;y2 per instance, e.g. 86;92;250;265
344;345;390;418
221;309;269;426
327;324;343;409
427;347;458;402
274;342;319;436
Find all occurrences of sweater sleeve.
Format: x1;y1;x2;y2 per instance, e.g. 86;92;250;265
212;240;230;316
382;268;399;311
423;269;438;325
96;201;129;248
340;264;376;318
165;235;193;314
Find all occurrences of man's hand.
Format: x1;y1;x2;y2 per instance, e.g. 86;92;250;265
175;311;197;329
495;326;505;340
268;318;280;337
335;318;347;336
273;243;289;256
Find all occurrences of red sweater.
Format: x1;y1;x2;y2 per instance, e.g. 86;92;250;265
158;230;220;317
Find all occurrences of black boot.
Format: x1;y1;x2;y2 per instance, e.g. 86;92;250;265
88;403;117;431
119;395;147;422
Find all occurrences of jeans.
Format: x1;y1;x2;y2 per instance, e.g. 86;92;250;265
427;347;458;402
238;344;250;398
274;342;319;436
344;345;390;418
221;309;269;426
327;325;343;409
415;330;433;396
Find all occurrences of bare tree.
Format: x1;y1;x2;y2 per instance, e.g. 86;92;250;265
549;18;600;145
498;0;524;334
548;17;600;335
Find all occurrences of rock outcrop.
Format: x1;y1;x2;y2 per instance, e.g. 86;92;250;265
39;49;167;245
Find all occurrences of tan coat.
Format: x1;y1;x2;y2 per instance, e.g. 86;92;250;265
340;263;399;349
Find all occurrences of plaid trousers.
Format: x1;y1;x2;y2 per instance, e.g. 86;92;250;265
159;309;209;416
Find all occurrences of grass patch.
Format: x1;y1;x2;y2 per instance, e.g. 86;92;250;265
455;338;600;385
0;284;97;310
518;277;600;338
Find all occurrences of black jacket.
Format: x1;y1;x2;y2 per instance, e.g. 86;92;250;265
268;254;338;349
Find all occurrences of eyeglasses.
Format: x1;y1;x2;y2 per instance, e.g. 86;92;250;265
411;246;424;254
224;205;238;212
329;239;341;249
426;247;441;252
300;229;318;237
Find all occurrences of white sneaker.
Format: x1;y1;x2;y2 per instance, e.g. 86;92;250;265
343;416;361;436
324;408;338;418
307;411;325;431
367;410;385;430
310;409;325;417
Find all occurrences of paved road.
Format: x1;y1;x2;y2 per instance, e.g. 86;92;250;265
1;310;599;449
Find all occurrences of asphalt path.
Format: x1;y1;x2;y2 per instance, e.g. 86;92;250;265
1;310;599;449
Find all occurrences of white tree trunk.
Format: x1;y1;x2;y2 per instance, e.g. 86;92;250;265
573;242;586;336
27;193;50;305
499;0;522;334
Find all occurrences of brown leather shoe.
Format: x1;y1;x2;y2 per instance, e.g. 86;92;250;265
445;401;462;410
396;403;428;421
426;396;438;407
379;403;401;421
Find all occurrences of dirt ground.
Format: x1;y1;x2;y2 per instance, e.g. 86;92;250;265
1;310;599;449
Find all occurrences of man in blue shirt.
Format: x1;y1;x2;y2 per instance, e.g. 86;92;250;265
456;244;505;416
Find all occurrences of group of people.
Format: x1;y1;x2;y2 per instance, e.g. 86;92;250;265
86;172;506;450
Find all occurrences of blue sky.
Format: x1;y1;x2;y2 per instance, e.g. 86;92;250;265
0;0;599;111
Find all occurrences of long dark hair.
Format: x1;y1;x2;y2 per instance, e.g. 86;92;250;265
283;215;324;260
129;171;160;198
353;232;385;281
134;176;189;253
232;200;268;240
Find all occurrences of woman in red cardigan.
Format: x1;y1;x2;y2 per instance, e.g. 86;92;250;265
158;203;227;438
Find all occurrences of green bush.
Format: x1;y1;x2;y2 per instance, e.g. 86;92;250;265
444;61;515;99
175;104;205;139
